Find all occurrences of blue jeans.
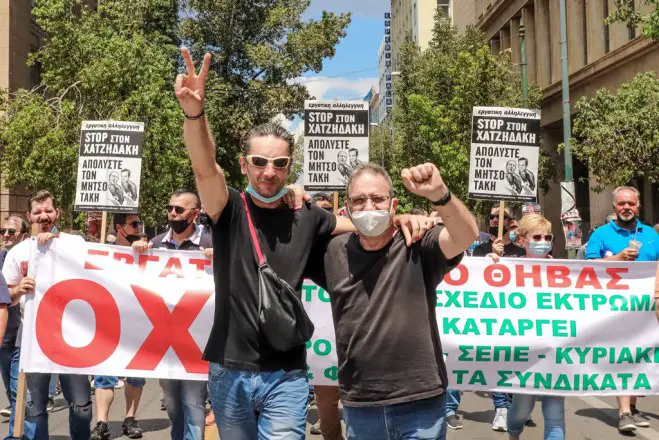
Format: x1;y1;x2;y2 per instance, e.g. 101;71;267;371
93;376;146;389
0;346;35;440
208;363;307;440
160;379;207;440
343;395;447;440
25;373;92;440
47;375;57;399
445;390;511;416
507;394;565;440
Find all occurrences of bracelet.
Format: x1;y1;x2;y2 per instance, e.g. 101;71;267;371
184;108;205;120
431;189;452;206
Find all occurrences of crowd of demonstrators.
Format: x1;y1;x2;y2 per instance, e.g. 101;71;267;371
0;47;657;440
585;186;659;433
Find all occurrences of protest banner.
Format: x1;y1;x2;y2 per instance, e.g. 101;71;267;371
468;107;541;203
74;120;145;213
303;100;369;191
21;240;659;396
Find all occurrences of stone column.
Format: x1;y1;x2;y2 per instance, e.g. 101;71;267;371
608;0;629;51
510;17;521;72
585;0;606;63
567;0;586;72
534;0;551;87
500;26;511;51
523;6;537;84
549;0;561;84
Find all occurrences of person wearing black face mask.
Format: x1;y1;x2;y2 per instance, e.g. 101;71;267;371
90;213;146;440
113;213;143;246
132;190;212;440
472;207;525;258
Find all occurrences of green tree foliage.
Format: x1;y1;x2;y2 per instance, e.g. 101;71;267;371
178;0;350;186
570;72;659;189
0;0;350;227
608;0;659;40
390;10;552;213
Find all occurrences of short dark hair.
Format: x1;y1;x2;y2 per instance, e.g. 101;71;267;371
519;157;528;165
121;169;130;176
313;193;331;203
348;148;358;154
29;190;57;209
113;213;129;229
347;163;394;196
172;189;201;209
5;215;28;233
241;122;294;157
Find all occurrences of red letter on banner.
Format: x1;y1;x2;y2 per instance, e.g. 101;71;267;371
605;267;629;290
36;279;121;367
127;286;211;374
443;264;468;286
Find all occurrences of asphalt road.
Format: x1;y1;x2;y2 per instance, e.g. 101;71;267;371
0;380;658;439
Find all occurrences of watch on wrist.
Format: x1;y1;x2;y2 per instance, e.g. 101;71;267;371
431;189;452;206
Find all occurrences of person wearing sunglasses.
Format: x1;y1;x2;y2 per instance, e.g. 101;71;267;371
89;213;146;440
131;189;212;440
487;214;565;440
174;48;434;440
312;193;334;213
3;190;92;440
472;207;525;259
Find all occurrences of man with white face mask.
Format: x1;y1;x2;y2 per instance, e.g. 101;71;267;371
305;163;478;439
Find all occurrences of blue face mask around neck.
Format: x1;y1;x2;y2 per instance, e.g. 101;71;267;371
245;184;289;204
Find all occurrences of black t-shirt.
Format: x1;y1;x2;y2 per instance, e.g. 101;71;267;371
307;227;461;407
472;240;526;258
203;188;336;371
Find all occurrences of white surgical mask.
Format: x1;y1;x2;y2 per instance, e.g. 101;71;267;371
350;210;391;237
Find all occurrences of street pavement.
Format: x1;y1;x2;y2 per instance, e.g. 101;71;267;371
0;380;658;439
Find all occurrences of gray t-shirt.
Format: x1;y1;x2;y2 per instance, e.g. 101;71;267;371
308;227;461;407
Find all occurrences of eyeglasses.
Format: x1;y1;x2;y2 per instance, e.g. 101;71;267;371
531;234;553;242
0;229;17;236
167;205;186;214
245;155;291;169
323;207;334;212
127;221;142;229
348;195;391;210
490;213;511;221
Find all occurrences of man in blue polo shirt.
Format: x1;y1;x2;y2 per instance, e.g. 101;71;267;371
586;185;659;434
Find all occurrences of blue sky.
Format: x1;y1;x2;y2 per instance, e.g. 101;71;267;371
280;1;389;135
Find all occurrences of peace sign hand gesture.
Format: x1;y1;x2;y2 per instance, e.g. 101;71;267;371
175;47;211;118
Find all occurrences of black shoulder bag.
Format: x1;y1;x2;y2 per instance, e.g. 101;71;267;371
240;193;315;352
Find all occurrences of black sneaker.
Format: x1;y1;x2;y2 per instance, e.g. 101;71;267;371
619;412;637;432
631;406;651;428
122;417;143;439
91;421;110;440
46;398;55;412
447;414;464;430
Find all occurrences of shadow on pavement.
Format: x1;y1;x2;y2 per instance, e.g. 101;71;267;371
460;409;495;424
575;407;618;429
106;418;170;439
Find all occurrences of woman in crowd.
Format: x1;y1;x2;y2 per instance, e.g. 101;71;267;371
488;214;565;440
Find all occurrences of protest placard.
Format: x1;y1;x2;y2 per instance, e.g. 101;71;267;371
21;240;659;396
303;100;369;191
469;107;541;202
74;120;145;213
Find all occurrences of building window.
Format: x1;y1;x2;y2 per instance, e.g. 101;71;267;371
437;0;451;19
628;0;636;40
29;46;41;88
603;0;610;53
